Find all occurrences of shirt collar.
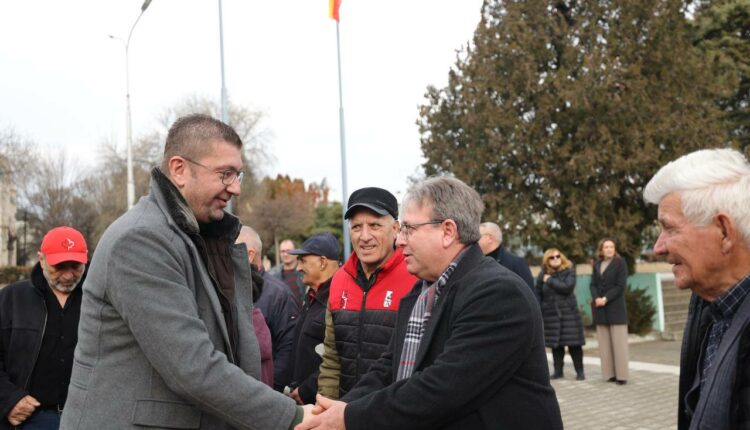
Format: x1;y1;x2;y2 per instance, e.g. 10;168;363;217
712;273;750;320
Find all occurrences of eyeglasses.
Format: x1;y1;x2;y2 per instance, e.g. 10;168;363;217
181;155;244;186
398;220;444;239
549;255;562;260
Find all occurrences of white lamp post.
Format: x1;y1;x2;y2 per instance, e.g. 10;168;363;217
110;0;153;210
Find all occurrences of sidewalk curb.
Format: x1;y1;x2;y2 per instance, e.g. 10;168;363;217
547;352;681;376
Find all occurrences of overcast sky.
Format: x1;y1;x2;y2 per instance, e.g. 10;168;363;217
0;0;483;201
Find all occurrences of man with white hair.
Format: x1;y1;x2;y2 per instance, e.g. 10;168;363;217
478;221;534;288
643;148;750;430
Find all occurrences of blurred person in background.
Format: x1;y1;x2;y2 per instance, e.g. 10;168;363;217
590;238;629;385
287;233;340;405
536;248;585;380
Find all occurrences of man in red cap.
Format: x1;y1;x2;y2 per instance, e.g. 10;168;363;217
0;226;88;430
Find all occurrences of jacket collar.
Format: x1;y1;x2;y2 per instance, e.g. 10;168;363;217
30;262;47;294
341;247;407;279
150;167;241;241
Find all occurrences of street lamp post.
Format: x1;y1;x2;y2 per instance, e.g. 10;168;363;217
217;0;232;213
110;0;153;210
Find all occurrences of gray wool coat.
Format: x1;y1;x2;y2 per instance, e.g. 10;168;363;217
61;169;296;430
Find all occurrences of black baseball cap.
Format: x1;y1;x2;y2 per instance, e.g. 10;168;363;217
287;233;340;260
344;187;398;220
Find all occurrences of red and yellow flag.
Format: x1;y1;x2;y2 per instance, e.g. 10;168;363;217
329;0;342;22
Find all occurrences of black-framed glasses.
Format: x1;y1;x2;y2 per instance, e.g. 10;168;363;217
398;220;445;239
549;254;562;260
181;155;244;186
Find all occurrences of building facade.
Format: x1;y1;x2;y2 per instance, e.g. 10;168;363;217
0;156;17;266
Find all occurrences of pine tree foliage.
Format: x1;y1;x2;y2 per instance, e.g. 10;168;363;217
692;0;750;146
418;0;729;264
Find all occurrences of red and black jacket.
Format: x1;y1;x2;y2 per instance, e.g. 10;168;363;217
328;248;418;396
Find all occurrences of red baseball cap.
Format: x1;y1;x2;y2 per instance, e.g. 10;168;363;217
40;226;89;266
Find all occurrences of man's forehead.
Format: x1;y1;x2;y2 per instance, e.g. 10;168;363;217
349;208;391;222
658;193;683;218
401;201;431;220
52;260;84;268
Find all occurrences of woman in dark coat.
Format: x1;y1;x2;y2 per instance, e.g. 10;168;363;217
536;248;586;380
589;238;629;385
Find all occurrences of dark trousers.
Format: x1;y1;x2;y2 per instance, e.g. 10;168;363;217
552;345;584;375
20;409;61;430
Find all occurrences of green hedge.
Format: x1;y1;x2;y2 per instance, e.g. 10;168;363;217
0;266;32;284
626;285;656;335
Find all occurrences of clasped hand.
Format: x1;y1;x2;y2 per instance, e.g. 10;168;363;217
296;394;347;430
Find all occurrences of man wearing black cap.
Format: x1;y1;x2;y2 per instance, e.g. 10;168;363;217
317;187;418;400
287;233;340;405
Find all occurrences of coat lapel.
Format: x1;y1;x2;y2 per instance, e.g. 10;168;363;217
693;294;750;421
413;245;483;369
150;169;236;362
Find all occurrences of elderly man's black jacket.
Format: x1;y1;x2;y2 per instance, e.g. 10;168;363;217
342;244;562;430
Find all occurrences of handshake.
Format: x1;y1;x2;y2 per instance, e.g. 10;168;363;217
294;394;346;430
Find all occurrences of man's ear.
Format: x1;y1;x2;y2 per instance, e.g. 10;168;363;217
441;220;459;248
716;213;738;255
247;248;257;265
167;156;189;188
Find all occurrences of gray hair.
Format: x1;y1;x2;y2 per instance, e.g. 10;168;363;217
643;148;750;245
237;226;263;254
403;176;484;244
480;222;502;244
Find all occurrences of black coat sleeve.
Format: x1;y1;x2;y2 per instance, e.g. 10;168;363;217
270;291;299;392
547;269;576;296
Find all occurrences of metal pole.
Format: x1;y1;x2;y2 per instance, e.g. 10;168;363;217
218;0;232;213
335;21;351;259
124;0;152;210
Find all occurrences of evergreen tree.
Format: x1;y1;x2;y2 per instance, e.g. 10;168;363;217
418;0;729;265
692;0;750;147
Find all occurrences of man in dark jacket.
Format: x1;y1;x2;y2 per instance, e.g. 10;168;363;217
299;177;562;430
236;225;300;392
317;187;418;399
644;148;750;430
288;233;340;405
478;221;534;288
0;226;88;429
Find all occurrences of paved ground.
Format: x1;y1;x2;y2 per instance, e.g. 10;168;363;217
551;339;681;429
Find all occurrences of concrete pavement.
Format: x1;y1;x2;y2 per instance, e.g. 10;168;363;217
550;339;681;429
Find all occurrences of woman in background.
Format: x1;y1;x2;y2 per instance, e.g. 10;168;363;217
590;238;629;385
536;248;586;380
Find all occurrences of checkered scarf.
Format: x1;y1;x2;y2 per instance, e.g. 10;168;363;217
396;247;468;381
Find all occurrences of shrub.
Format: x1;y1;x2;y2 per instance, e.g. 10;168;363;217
626;285;656;335
0;266;32;284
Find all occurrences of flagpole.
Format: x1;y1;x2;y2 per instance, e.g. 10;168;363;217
335;19;351;259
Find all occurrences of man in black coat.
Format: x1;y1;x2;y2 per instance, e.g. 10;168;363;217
644;148;750;429
297;177;562;430
478;221;534;288
287;233;340;405
0;226;88;429
236;226;300;392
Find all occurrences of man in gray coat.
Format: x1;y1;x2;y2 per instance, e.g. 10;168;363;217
61;114;308;430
